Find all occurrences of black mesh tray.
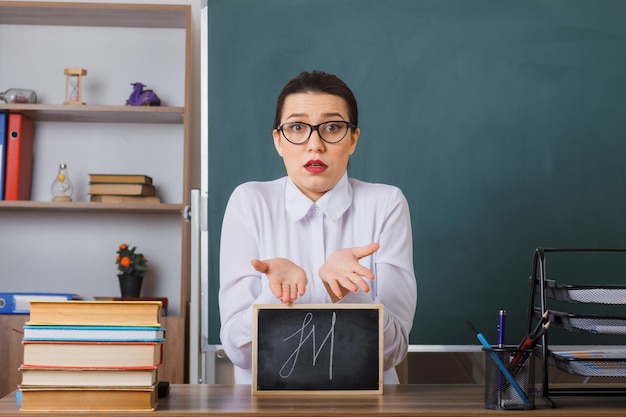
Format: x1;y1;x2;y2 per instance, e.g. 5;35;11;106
536;308;626;335
547;349;626;377
541;279;626;304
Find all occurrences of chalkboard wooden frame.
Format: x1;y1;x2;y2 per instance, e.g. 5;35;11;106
252;304;384;395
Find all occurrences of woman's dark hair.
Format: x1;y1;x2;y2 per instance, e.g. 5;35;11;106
273;70;358;129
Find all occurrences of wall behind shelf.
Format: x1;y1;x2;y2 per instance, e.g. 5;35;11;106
30;122;184;203
2;211;183;315
0;25;185;107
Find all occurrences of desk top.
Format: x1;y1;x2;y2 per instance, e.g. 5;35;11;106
2;384;626;416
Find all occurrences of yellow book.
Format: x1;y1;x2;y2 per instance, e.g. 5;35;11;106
88;183;155;196
19;384;158;411
90;194;161;203
27;300;162;326
19;366;158;387
88;174;153;184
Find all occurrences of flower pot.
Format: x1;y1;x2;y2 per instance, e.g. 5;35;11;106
118;274;144;298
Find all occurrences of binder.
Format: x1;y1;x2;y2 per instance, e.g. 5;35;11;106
4;113;35;200
0;292;77;314
0;113;7;200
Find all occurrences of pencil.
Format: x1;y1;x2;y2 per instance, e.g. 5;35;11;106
510;322;551;376
508;311;549;372
531;310;549;338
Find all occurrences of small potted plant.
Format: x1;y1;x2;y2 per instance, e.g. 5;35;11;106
116;243;148;298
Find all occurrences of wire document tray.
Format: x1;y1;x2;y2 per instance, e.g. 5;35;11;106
534;308;626;335
542;280;626;305
526;248;626;407
547;350;626;377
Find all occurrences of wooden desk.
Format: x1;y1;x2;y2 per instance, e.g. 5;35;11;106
2;384;626;416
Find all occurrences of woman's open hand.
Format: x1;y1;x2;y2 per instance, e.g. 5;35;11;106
251;258;307;304
319;243;380;301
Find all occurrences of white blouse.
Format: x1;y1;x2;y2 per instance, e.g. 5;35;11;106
219;173;417;384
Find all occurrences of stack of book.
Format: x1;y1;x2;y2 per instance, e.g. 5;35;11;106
88;173;160;203
18;300;164;412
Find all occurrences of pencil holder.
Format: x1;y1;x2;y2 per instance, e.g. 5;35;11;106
483;346;535;410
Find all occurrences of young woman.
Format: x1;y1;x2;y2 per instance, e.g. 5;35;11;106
219;70;417;384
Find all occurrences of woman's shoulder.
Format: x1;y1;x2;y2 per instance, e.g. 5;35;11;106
348;177;405;198
231;177;287;199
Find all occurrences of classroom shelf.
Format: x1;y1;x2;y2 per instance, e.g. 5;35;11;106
0;104;185;124
0;200;184;214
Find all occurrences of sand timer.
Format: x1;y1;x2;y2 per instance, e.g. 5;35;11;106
64;68;87;105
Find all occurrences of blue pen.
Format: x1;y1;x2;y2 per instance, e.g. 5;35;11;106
497;310;506;403
465;319;529;406
498;309;506;347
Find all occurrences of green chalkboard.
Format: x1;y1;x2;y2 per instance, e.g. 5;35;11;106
206;0;626;346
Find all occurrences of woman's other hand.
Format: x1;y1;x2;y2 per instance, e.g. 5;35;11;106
251;258;307;304
319;243;380;301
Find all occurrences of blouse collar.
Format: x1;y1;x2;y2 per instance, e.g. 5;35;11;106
285;173;352;222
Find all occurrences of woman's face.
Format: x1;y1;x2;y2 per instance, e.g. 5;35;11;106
272;92;360;202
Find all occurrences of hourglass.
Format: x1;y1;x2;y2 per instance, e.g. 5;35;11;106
64;68;87;105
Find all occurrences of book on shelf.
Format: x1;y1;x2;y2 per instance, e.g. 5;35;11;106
4;113;35;201
90;194;161;203
88;173;153;184
19;365;158;387
0;292;78;314
27;300;162;326
22;340;163;368
88;182;156;196
22;325;165;342
0;113;7;200
18;384;158;411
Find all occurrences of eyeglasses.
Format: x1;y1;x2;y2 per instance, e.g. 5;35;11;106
277;121;357;145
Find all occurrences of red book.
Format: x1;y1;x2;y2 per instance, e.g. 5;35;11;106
5;114;35;200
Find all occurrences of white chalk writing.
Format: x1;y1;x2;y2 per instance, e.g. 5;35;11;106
279;312;336;380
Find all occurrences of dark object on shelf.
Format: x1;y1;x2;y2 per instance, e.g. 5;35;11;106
126;82;161;106
158;381;170;398
118;273;144;298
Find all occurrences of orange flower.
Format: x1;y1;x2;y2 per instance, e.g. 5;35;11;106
116;243;148;276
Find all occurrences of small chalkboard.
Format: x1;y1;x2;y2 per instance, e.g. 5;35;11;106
252;303;383;395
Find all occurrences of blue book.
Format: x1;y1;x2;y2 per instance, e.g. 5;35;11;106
0;292;78;314
0;113;7;200
22;324;166;342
